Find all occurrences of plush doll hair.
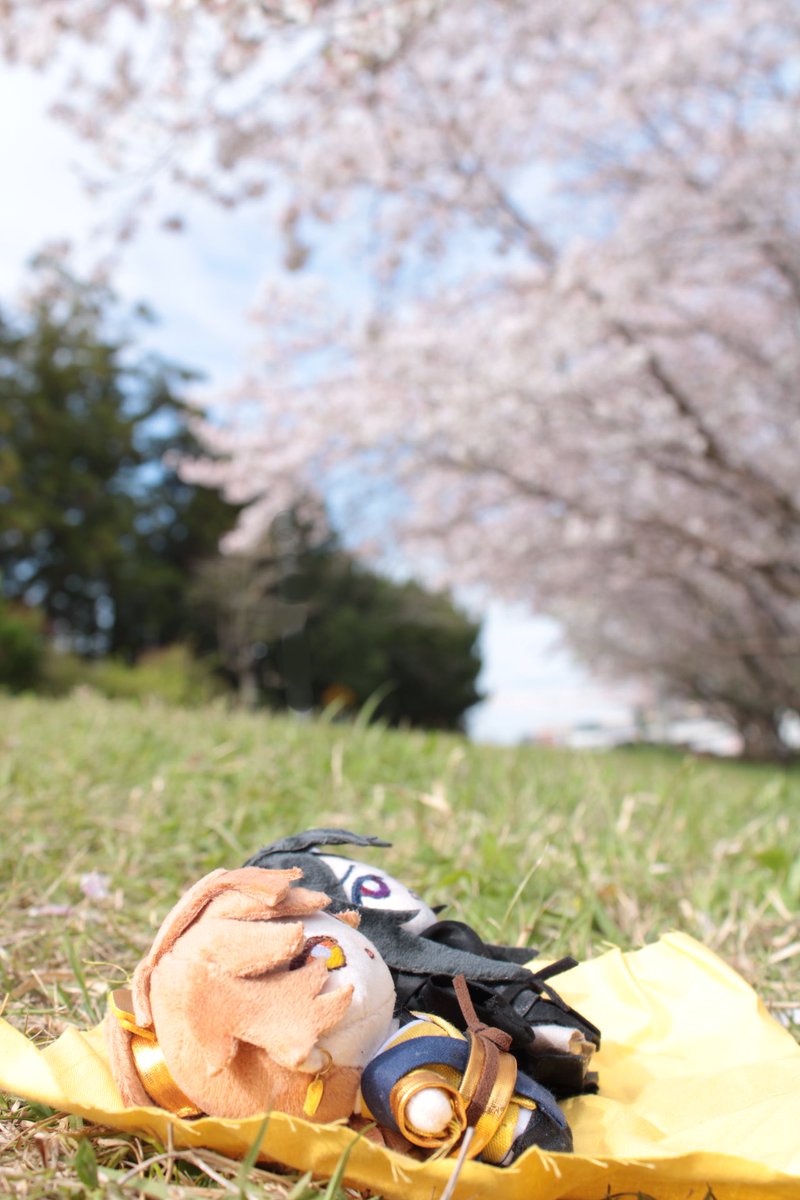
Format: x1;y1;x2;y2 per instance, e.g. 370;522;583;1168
245;831;535;987
106;867;365;1121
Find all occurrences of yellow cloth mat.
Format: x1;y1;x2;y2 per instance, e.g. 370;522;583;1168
1;932;799;1199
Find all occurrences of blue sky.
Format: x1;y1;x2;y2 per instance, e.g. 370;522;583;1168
0;66;637;743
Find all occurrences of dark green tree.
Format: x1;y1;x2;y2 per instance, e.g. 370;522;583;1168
0;259;238;657
192;510;483;730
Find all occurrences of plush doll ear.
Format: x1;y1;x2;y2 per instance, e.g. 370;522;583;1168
131;867;304;1026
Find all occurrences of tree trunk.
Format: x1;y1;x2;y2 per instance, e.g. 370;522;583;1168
238;662;259;709
736;711;792;762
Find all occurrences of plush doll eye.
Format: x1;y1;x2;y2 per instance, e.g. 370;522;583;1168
352;874;391;904
294;935;347;971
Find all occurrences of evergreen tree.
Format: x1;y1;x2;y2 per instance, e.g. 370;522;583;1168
192;511;482;730
0;260;237;657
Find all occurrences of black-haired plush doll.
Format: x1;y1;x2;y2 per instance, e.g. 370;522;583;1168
244;830;600;1105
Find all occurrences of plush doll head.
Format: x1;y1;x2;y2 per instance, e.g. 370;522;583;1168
106;866;397;1121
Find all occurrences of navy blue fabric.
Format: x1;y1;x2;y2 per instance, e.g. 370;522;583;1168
359;1034;567;1134
360;1037;469;1132
506;1067;568;1129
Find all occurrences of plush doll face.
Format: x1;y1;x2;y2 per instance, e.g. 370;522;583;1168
319;854;438;934
286;909;397;1072
106;867;397;1122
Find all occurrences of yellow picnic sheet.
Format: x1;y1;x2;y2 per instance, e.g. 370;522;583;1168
1;932;799;1199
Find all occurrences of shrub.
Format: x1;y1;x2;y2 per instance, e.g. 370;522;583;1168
0;600;44;691
39;647;90;695
87;644;226;707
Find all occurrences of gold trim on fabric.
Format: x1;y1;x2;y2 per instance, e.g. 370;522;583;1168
390;1069;467;1152
109;990;201;1118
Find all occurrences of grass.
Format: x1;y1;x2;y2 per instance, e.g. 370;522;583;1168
1;691;799;1198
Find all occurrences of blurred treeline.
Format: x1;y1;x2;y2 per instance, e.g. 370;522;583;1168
0;263;482;729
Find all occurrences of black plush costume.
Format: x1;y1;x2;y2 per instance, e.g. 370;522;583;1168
245;829;600;1110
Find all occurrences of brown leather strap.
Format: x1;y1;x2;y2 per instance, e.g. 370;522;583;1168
467;1033;499;1125
453;974;512;1051
452;974;513;1126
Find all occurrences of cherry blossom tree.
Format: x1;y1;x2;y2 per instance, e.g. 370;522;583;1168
5;1;800;755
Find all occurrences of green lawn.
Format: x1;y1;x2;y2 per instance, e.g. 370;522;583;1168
1;692;799;1197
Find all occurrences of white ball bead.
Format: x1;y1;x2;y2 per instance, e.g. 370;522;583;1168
405;1087;453;1134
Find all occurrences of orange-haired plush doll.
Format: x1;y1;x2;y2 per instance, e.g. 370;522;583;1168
106;865;581;1161
106;867;396;1123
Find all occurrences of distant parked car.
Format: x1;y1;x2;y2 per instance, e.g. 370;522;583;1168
661;719;742;757
563;722;637;750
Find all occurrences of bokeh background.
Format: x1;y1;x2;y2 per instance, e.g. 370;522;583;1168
2;1;799;760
